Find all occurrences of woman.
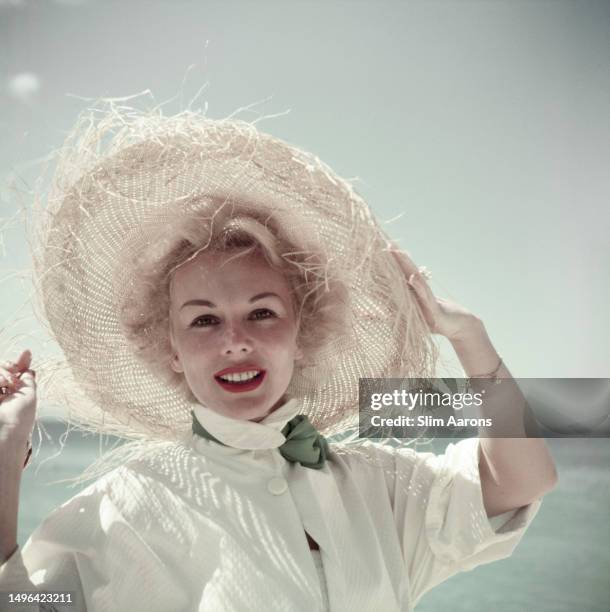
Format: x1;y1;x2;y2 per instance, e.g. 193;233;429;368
0;99;557;611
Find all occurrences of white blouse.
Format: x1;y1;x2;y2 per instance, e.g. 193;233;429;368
311;550;330;611
0;400;542;611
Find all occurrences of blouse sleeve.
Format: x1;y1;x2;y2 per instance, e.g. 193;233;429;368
391;437;543;607
0;469;189;611
0;540;85;612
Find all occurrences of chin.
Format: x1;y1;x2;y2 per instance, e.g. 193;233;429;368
200;387;283;421
247;414;267;423
247;403;279;423
222;402;272;422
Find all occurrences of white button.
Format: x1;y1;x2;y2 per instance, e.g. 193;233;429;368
267;477;288;495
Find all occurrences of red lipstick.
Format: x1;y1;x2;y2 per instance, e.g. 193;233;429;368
214;364;264;377
214;364;266;394
215;370;266;393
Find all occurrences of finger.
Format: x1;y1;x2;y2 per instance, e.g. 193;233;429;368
408;274;439;315
393;251;419;280
20;369;36;386
409;271;435;298
15;350;32;371
0;367;20;387
408;272;429;292
408;289;436;331
388;241;420;277
0;361;20;373
0;350;31;373
407;273;429;303
11;370;36;394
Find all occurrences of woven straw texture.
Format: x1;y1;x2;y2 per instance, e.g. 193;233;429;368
24;98;438;453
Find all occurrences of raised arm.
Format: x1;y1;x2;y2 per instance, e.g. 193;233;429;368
0;433;43;612
0;349;36;563
449;324;558;516
389;248;558;515
0;350;43;610
0;433;31;562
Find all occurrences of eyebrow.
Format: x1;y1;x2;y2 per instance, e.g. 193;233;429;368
179;292;283;310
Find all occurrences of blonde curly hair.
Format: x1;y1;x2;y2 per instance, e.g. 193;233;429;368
116;198;351;404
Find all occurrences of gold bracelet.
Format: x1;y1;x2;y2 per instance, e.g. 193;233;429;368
465;356;503;389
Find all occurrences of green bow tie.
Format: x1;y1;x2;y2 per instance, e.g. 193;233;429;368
190;411;329;470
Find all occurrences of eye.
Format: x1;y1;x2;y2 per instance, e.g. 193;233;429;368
251;308;276;320
190;309;276;327
190;314;217;327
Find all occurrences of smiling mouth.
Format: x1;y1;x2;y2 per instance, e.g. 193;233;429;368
215;372;264;385
214;371;266;392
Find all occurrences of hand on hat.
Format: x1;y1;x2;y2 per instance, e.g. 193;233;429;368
389;244;482;342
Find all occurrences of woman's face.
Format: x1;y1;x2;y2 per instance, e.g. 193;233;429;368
169;249;303;422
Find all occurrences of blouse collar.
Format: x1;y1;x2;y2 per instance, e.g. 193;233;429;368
190;396;302;456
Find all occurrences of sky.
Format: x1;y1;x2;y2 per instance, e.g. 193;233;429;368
0;0;608;418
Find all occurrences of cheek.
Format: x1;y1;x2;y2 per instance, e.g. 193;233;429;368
175;331;211;362
260;323;299;350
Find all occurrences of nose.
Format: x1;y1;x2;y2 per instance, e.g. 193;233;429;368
220;323;253;355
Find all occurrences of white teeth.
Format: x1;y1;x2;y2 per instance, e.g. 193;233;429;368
218;370;261;383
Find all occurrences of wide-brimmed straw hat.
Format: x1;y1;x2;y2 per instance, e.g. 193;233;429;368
26;96;438;450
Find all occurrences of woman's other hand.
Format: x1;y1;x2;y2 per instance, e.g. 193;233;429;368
0;350;37;450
